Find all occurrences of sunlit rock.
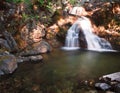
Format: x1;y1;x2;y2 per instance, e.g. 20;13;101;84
30;24;45;42
47;24;59;39
102;72;120;82
69;7;88;16
18;21;45;49
62;0;69;5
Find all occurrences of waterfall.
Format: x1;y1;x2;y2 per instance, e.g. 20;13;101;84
62;16;114;51
62;19;81;50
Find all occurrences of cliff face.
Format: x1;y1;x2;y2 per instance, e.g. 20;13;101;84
0;0;120;52
90;1;120;49
0;0;64;51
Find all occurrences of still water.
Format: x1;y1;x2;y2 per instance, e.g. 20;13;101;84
1;49;120;93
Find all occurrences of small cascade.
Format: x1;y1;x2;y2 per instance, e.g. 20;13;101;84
79;16;113;51
62;19;81;50
62;16;113;51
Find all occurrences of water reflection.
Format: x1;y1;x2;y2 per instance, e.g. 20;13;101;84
1;49;120;93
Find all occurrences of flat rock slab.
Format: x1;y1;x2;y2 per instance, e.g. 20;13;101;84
102;72;120;82
17;55;43;63
95;83;111;90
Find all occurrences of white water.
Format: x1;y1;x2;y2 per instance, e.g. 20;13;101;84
62;16;114;51
62;19;81;50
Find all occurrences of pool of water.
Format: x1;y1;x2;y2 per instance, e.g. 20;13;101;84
0;49;120;93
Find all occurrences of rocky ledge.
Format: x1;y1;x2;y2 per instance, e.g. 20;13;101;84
95;72;120;92
0;40;52;76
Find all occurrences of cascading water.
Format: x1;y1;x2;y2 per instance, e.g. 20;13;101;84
62;16;114;51
62;19;81;50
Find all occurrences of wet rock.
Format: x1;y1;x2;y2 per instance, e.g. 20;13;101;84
28;55;43;62
0;54;17;75
86;90;98;93
95;83;111;90
102;72;120;82
16;57;24;63
0;70;4;75
96;72;120;92
17;55;43;63
114;83;120;93
106;91;115;93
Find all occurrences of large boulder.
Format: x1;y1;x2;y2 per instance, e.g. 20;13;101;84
0;54;17;75
33;41;52;53
19;41;52;57
2;31;18;52
16;20;45;49
95;72;120;92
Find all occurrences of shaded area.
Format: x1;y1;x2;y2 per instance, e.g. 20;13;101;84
0;49;120;93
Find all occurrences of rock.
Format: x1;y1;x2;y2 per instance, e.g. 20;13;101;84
0;54;17;75
83;1;93;11
114;83;120;93
106;91;115;93
36;41;52;53
86;90;98;93
95;83;111;90
19;50;41;57
29;55;43;62
16;56;24;63
69;7;88;16
17;21;46;49
29;23;45;42
102;72;120;82
62;0;69;5
19;41;52;56
0;70;4;75
0;50;10;55
17;55;43;63
0;38;11;51
2;31;18;52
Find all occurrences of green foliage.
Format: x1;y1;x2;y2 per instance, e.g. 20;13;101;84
22;13;40;21
69;0;76;5
6;0;53;11
6;0;32;6
37;0;44;5
6;0;24;3
37;0;52;11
